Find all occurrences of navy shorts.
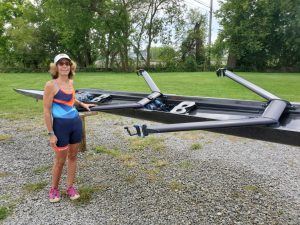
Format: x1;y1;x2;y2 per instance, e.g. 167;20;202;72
53;116;83;150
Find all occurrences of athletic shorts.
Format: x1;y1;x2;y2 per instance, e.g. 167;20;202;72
53;116;83;151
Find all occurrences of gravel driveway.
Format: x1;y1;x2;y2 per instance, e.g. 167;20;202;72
0;113;299;225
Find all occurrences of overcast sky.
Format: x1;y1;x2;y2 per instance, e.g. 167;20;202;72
184;0;221;43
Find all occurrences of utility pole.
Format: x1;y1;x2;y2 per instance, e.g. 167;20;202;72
190;0;214;70
208;0;213;67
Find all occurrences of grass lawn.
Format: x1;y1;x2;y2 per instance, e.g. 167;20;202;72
0;71;299;119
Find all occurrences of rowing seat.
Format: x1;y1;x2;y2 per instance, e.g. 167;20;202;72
170;101;196;114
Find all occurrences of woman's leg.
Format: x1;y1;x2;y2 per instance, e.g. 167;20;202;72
51;150;68;188
67;143;80;187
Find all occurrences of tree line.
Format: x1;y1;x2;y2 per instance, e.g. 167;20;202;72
215;0;300;72
0;0;299;73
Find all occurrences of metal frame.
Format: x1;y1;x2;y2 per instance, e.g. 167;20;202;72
89;69;162;111
126;69;290;137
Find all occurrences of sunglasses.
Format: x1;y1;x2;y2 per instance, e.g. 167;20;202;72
57;61;71;66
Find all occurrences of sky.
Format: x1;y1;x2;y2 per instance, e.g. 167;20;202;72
184;0;221;43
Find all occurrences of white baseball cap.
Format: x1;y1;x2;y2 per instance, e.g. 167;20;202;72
54;53;71;64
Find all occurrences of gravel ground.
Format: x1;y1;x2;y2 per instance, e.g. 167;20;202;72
0;113;299;225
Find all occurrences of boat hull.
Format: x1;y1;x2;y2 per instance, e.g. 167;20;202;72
14;88;300;147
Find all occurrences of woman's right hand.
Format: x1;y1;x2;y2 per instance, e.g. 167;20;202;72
48;134;58;149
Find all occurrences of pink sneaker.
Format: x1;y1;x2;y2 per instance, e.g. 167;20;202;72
66;186;80;200
49;187;60;203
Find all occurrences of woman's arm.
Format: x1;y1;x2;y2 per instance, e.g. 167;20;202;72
71;79;96;111
75;99;96;111
43;81;58;148
43;81;55;132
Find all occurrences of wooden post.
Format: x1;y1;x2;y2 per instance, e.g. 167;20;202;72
79;112;98;152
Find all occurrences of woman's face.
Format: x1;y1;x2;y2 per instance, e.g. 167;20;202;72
57;59;71;77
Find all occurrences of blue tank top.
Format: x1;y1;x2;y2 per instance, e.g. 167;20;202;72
51;80;79;119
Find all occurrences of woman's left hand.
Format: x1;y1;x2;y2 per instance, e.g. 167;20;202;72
81;102;96;111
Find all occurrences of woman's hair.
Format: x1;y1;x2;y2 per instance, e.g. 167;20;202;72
49;60;77;79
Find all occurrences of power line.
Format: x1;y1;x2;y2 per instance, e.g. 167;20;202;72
185;0;209;12
185;1;202;8
191;0;210;9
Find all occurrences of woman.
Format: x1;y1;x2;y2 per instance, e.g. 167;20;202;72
43;53;95;203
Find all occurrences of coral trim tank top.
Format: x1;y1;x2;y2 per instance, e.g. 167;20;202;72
51;80;78;119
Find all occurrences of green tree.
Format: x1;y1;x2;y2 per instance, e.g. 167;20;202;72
216;0;300;70
106;0;135;71
130;0;152;68
96;0;139;71
0;0;53;69
141;0;184;68
150;46;178;66
180;9;207;67
0;0;25;67
276;0;300;68
40;0;106;67
210;35;226;68
157;46;178;66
